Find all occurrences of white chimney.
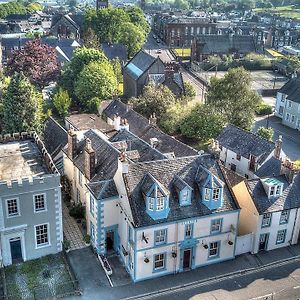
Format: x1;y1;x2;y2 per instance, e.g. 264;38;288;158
114;115;121;131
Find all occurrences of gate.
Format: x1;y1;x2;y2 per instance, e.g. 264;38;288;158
235;233;254;255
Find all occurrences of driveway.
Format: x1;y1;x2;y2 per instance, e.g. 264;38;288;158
253;115;300;161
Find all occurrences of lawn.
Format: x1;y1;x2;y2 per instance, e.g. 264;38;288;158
173;48;191;57
4;254;77;300
254;5;300;20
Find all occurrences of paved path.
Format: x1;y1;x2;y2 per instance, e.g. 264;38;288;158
62;202;87;251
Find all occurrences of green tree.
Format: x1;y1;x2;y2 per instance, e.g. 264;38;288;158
180;104;226;142
120;22;146;57
53;88;71;118
2;72;42;134
130;83;176;120
184;81;196;99
160;102;191;134
126;6;150;34
74;61;117;111
111;58;123;84
83;27;100;49
206;67;261;130
257;127;274;141
58;47;108;96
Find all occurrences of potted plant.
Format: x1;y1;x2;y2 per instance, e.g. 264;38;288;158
63;240;71;253
83;234;91;246
172;251;177;258
144;257;150;263
228;240;234;246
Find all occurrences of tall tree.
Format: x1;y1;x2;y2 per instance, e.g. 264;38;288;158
74;61;117;111
130;83;176;120
83;27;100;49
2;72;42;134
180;104;226;142
6;39;60;89
53;88;71;118
206;67;261;130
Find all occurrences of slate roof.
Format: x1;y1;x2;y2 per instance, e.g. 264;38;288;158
124;50;157;80
255;156;282;178
278;78;300;104
67;130;120;182
217;124;275;164
87;180;118;199
103;99;198;158
197;34;256;54
66;113;114;133
109;130;166;162
43;117;68;159
51;14;84;30
247;174;300;214
124;154;239;227
101;43;127;62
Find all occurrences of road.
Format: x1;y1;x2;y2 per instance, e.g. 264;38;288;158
253;115;300;161
143;32;205;103
127;258;300;300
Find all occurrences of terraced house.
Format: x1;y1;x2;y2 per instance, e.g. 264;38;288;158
0;133;63;266
63;117;240;281
275;78;300;131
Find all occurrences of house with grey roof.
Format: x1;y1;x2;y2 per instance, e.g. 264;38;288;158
0;132;63;266
63;119;240;281
228;158;300;254
275;78;300;130
123;49;185;98
216;124;286;178
191;34;257;62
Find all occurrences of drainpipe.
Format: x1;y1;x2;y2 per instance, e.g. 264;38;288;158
173;221;179;274
290;208;299;245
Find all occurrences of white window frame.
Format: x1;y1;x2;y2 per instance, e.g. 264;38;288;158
185;224;193;238
280;210;289;224
211;219;222;233
276;185;282;196
181;189;189;203
204;188;210;200
155;229;167;244
209;241;219;257
262;213;272;227
154;253;165;270
276;229;286;244
148;198;154;211
35;223;50;249
156;197;164;211
6;198;20;218
212;188;220;201
33;193;47;213
288;100;292;108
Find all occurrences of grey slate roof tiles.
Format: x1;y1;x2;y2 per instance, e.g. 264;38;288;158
103;99;198;158
217;124;275;164
87;180;118;199
278;78;300;104
124;154;239;227
247;174;300;214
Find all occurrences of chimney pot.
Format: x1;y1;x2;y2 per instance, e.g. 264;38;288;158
67;129;77;159
84;138;95;180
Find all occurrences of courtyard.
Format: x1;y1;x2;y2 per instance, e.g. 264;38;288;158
4;253;78;300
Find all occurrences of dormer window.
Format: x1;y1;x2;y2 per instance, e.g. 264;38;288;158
261;178;284;198
174;176;192;206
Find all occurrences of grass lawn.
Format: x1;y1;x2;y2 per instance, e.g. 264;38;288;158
5;254;76;300
254;5;300;20
173;48;191;57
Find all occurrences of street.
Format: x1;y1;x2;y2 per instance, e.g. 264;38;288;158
151;260;300;300
253;115;300;160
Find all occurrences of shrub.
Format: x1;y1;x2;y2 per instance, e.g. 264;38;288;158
257;127;274;141
69;204;85;219
83;234;91;244
255;103;273;115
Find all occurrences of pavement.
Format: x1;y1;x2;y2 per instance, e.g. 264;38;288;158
65;245;300;300
253;115;300;160
62;202;87;250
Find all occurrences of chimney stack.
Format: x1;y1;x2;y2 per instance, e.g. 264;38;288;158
149;113;157;126
208;139;221;159
84;138;96;180
118;151;129;174
67;129;77;159
113;114;121;131
274;135;283;159
120;118;129;131
280;159;297;184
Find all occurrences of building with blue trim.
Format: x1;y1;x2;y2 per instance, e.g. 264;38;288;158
63;123;240;282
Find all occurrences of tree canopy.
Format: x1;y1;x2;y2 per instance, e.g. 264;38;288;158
257;127;274;141
206;67;261;130
2;72;42;134
74;61;117;111
6;39;60;89
85;6;149;58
